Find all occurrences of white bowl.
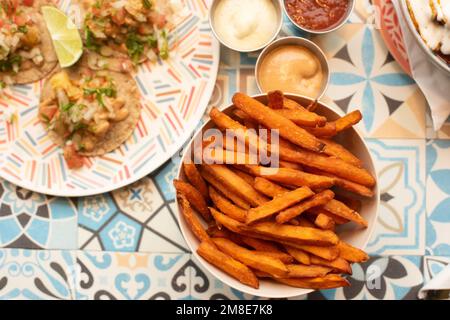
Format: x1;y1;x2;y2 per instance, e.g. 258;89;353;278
175;94;379;298
400;0;450;74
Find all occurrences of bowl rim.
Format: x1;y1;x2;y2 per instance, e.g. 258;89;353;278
254;36;330;100
399;0;450;74
282;0;355;35
208;0;283;52
175;93;380;298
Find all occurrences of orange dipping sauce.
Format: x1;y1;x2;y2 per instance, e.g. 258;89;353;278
284;0;350;31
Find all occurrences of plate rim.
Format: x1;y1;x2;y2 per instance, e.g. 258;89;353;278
399;0;450;75
0;41;221;197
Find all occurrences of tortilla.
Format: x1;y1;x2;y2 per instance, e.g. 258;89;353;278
40;58;141;156
0;1;58;85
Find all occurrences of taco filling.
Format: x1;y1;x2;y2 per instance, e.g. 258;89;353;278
0;0;57;86
81;0;177;68
39;67;140;169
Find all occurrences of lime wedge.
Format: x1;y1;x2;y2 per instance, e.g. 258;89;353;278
41;6;83;68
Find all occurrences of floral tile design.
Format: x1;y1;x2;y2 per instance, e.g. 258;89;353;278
0;249;77;300
423;256;450;283
366;139;426;256
78;173;189;253
76;251;190;300
308;256;423;300
0;179;77;249
426;141;450;256
427;113;450;139
314;25;426;138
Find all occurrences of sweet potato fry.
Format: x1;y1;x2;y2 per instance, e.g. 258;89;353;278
276;190;335;224
279;161;303;171
336;195;362;212
202;164;269;206
286;265;332;278
307;207;349;225
200;167;251;209
206;225;232;238
177;193;211;243
310;256;353;274
244;165;335;190
323;199;368;227
209;107;270;155
210;207;244;234
335;110;362;133
232;93;325;152
174;180;211;221
274;274;350;289
212;237;289;277
282;97;303;110
183;162;209;199
253;177;289;198
233;109;252;121
337;241;369;263
296;217;316;228
305;167;374;198
209;186;247;223
274;108;327;127
267;90;284;109
293;244;340;261
278;144;376;187
240;236;280;252
254;250;295;264
233;169;255;186
305;122;337;137
240;222;339;246
197;241;259;289
247;186;314;224
201;149;256;165
319;138;363;167
315;213;335;230
284;246;311;265
206;226;247;246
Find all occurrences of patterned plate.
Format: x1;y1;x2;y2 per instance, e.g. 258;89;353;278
0;0;220;197
374;0;412;76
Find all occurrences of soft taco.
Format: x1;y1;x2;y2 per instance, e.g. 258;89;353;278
0;0;58;87
78;0;178;72
39;58;141;169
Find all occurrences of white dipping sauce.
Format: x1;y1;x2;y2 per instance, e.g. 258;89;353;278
213;0;279;51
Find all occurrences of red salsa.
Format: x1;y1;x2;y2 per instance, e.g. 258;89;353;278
284;0;350;31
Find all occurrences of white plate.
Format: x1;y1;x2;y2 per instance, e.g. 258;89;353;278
175;94;380;298
0;0;219;197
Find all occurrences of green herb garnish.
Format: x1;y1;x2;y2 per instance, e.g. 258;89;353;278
83;86;116;107
0;55;22;72
61;102;75;112
143;0;152;9
126;33;145;63
85;27;100;52
18;25;28;33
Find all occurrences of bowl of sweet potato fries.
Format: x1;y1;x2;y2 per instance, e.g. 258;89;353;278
174;91;379;298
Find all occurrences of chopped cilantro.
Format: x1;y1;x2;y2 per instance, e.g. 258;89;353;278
85;27;100;51
126;33;145;63
61;102;75;112
0;55;22;72
83;86;116;107
143;0;152;9
18;25;28;33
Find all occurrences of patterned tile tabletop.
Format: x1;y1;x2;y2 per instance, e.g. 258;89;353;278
1;3;449;300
